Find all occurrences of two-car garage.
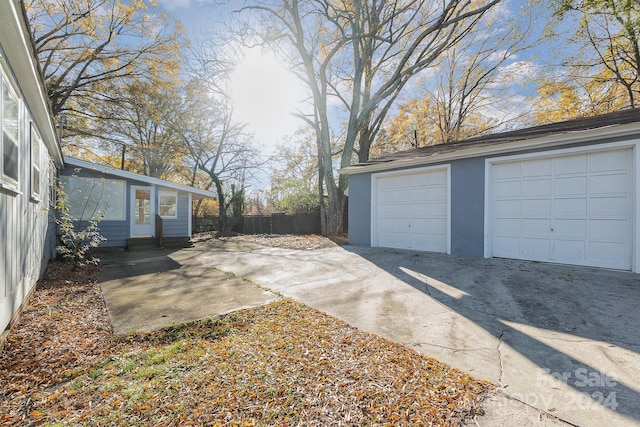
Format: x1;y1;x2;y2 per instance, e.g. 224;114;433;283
364;135;637;272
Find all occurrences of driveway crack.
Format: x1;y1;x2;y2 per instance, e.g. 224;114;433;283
412;259;433;297
497;330;505;390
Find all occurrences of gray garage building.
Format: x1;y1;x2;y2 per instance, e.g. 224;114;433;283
341;109;640;272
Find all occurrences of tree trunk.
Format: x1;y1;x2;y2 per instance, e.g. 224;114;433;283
212;175;227;232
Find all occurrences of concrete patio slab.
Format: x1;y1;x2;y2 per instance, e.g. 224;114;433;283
194;240;640;427
98;248;278;334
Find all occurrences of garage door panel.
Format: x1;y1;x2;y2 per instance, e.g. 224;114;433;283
555;198;587;216
494;162;521;179
379;203;409;217
379;231;411;249
554;153;587;174
380;188;411;203
589;173;628;194
495;200;521;216
554;219;587;238
379;175;410;189
521;238;550;258
412;233;447;252
424;218;447;233
494;237;519;256
589;150;628;172
590;197;628;217
554;240;586;261
494;181;521;198
522;158;551;177
522;199;551;216
555;176;587;196
590;241;628;268
494;218;520;235
490;147;632;270
416;171;446;186
523;179;551;197
522;218;551;236
590;219;628;240
412;186;446;201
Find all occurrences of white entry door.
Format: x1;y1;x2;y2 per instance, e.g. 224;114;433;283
373;167;450;253
489;147;633;270
130;186;155;237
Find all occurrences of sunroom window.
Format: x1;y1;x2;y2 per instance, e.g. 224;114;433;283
159;190;177;218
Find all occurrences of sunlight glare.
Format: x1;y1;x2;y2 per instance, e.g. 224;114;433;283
230;49;305;146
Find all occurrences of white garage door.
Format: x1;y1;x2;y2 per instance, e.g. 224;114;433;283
374;167;449;252
489;147;633;270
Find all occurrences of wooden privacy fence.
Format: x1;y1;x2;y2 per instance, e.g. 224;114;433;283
192;212;323;235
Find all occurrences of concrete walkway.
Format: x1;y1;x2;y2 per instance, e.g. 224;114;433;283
194;240;640;427
98;240;640;426
98;247;278;334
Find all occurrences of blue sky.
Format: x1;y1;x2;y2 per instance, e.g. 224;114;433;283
157;0;559;190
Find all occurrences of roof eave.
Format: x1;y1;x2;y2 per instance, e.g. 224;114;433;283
0;1;64;167
63;157;216;198
340;122;640;175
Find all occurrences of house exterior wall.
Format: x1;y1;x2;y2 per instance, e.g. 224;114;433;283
347;173;371;246
347;136;640;268
60;166;195;246
60;165;132;247
450;158;485;257
0;1;62;333
160;192;190;238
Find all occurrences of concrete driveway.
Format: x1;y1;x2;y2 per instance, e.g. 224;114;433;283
193;240;640;427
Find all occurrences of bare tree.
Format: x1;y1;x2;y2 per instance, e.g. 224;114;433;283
171;78;263;232
550;0;640;109
379;4;536;152
237;0;502;235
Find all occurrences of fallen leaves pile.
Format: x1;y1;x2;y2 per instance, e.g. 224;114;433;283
0;261;493;426
195;232;343;250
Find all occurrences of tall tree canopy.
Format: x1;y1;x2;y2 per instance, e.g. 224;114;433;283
239;0;503;235
26;0;183;131
377;3;535;154
549;0;640;111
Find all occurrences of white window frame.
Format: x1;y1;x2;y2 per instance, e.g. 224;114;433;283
0;68;20;192
30;122;41;201
158;189;178;219
49;160;57;207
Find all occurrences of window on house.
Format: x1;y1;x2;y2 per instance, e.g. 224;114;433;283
61;176;126;221
1;73;19;187
159;190;178;218
49;160;57;207
31;123;41;200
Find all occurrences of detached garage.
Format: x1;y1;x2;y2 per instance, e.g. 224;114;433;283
342;109;640;272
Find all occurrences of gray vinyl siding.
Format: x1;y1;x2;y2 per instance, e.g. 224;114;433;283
161;192;190;237
347;173;371;246
1;115;56;332
450;158;485;257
